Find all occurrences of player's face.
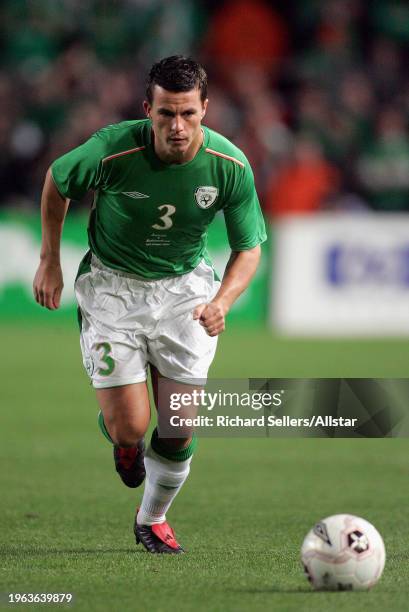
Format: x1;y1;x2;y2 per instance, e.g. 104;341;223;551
144;85;208;163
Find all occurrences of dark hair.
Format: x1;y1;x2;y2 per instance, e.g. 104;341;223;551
146;55;208;104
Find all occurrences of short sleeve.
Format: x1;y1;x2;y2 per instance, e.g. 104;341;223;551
223;164;267;250
51;130;108;200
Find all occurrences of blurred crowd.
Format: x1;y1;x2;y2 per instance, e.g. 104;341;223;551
1;0;409;215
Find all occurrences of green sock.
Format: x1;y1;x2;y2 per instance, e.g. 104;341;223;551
150;427;197;461
97;410;113;444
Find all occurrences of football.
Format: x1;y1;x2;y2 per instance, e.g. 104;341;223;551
301;514;385;591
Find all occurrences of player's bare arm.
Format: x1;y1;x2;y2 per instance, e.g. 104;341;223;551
33;168;69;310
193;245;261;337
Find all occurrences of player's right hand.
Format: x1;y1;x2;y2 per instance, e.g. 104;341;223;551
33;260;64;310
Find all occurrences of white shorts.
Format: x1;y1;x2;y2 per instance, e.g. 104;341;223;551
75;255;221;388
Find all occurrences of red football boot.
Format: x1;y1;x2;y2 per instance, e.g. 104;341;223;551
134;511;184;554
113;439;145;488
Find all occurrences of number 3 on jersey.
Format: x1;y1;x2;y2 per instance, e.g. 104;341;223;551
152;204;176;230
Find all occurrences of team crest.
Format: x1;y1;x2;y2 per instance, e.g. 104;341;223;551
195;186;218;209
84;356;94;377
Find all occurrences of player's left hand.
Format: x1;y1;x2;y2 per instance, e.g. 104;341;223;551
193;301;227;336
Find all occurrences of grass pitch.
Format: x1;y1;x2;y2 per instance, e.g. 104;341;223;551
1;323;409;611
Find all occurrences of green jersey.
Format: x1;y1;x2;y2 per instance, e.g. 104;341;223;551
51;119;267;279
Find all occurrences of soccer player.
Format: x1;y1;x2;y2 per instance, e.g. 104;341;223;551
33;56;266;554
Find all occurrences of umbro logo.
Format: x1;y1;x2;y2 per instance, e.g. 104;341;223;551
122;191;150;199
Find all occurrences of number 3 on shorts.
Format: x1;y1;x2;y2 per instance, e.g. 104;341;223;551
95;342;115;376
